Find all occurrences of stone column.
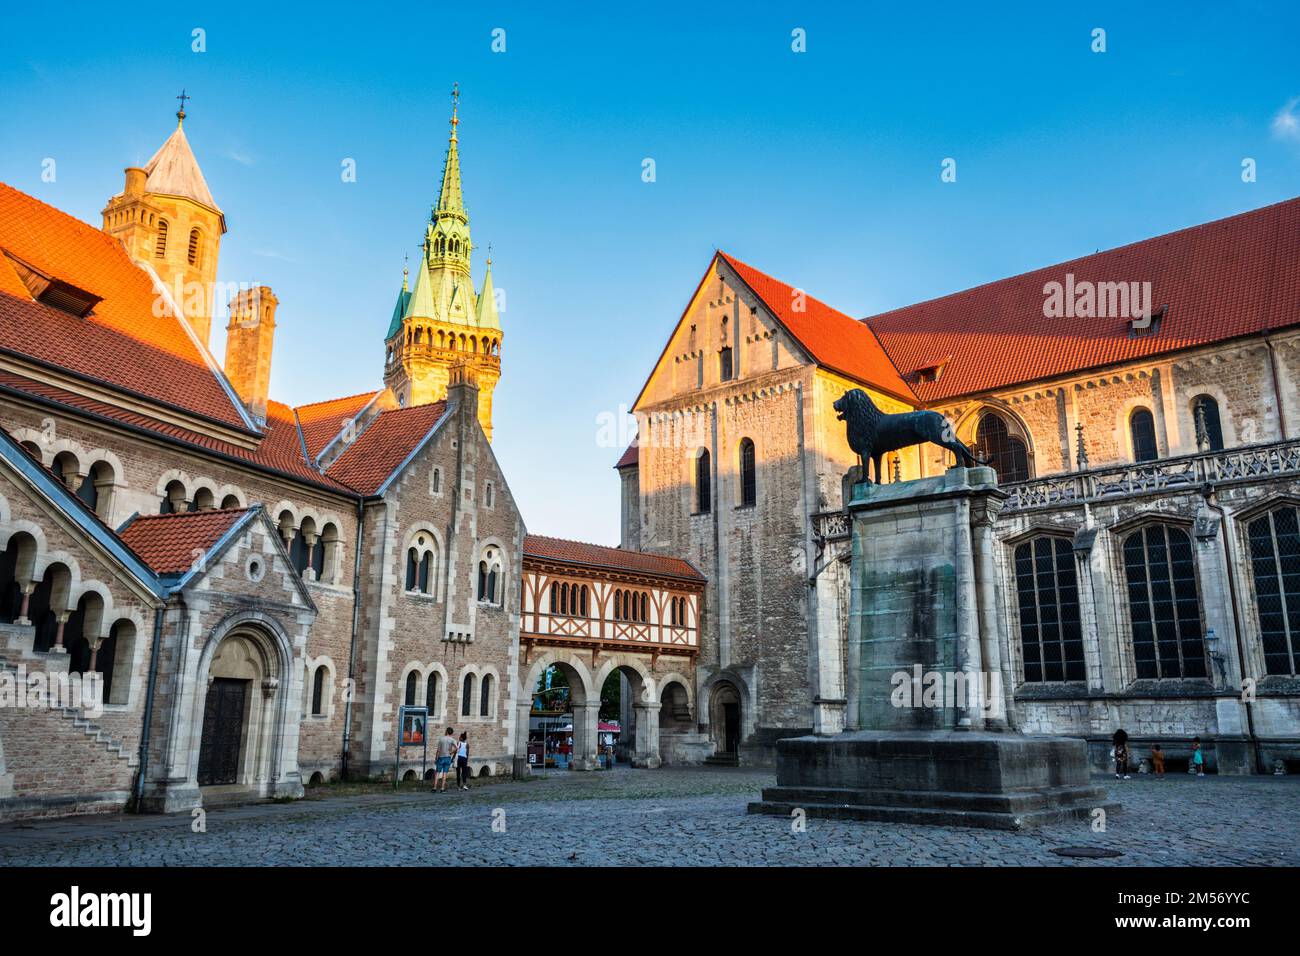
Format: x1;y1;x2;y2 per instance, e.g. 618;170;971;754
514;701;533;778
571;701;600;771
52;611;69;652
633;702;662;768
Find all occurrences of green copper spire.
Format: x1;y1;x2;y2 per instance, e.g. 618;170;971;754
436;83;465;215
476;252;500;331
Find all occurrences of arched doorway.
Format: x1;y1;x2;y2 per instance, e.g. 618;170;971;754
710;681;742;759
195;630;287;791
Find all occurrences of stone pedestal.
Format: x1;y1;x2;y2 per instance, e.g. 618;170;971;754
749;467;1115;830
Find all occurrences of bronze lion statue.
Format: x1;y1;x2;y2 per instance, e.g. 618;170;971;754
833;388;980;483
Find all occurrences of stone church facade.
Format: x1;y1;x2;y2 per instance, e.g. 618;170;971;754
621;200;1300;773
0;99;533;821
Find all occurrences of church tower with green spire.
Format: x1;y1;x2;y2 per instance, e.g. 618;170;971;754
384;86;503;440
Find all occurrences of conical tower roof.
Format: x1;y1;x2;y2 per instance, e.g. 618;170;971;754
142;116;222;214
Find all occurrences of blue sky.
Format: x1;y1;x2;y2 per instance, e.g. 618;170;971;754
2;2;1298;544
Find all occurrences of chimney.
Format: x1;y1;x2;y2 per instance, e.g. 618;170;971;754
124;167;147;199
224;286;278;422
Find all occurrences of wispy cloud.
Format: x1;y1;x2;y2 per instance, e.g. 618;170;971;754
253;248;298;263
1272;96;1300;142
225;148;256;167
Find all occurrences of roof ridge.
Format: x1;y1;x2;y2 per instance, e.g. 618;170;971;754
293;388;382;413
862;194;1300;325
128;506;250;522
525;532;628;552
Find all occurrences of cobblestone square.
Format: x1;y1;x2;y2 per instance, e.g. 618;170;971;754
1;768;1295;867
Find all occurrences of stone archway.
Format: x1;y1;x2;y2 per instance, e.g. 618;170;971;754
593;656;660;769
187;619;301;803
516;652;599;773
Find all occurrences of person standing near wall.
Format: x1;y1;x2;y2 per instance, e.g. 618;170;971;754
456;732;470;790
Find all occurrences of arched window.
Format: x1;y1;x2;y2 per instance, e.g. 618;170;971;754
480;674;494;716
695;449;711;514
739;438;757;508
187;227;202;267
405;671;419;706
432;467;442;494
1193;396;1224;451
477;546;502;604
311;665;326;716
462;673;475;716
719;346;734;382
155;219;168;258
1122;525;1206;679
580;585;588;617
640;592;648;622
1246;503;1300;676
405;535;437;595
1013;536;1084;682
1129;408;1159;463
973;413;1030;482
426;672;441;714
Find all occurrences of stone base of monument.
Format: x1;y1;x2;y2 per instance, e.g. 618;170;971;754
748;730;1115;830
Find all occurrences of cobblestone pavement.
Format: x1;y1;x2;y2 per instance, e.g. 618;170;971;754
0;768;1295;866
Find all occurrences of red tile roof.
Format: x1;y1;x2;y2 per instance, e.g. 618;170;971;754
523;534;705;583
0;183;252;432
118;508;249;576
295;390;380;459
614;440;638;469
718;251;915;403
866;196;1300;402
0;370;354;492
325;402;450;495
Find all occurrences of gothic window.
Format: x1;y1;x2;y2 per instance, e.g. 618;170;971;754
426;672;441;714
1129;408;1159;463
480;674;494;717
580;585;588;617
1122;525;1207;679
311;665;326;716
462;673;475;716
405;671;418;706
695;449;711;514
1246;504;1300;676
156;219;168;258
1013;536;1085;682
973;413;1029;483
1193;395;1224;451
187;227;202;267
719;346;734;382
739;438;757;508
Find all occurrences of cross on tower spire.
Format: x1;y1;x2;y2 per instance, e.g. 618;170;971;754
176;89;190;125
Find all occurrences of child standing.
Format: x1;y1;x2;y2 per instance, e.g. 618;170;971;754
1191;737;1206;777
1150;743;1165;778
1112;728;1131;780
